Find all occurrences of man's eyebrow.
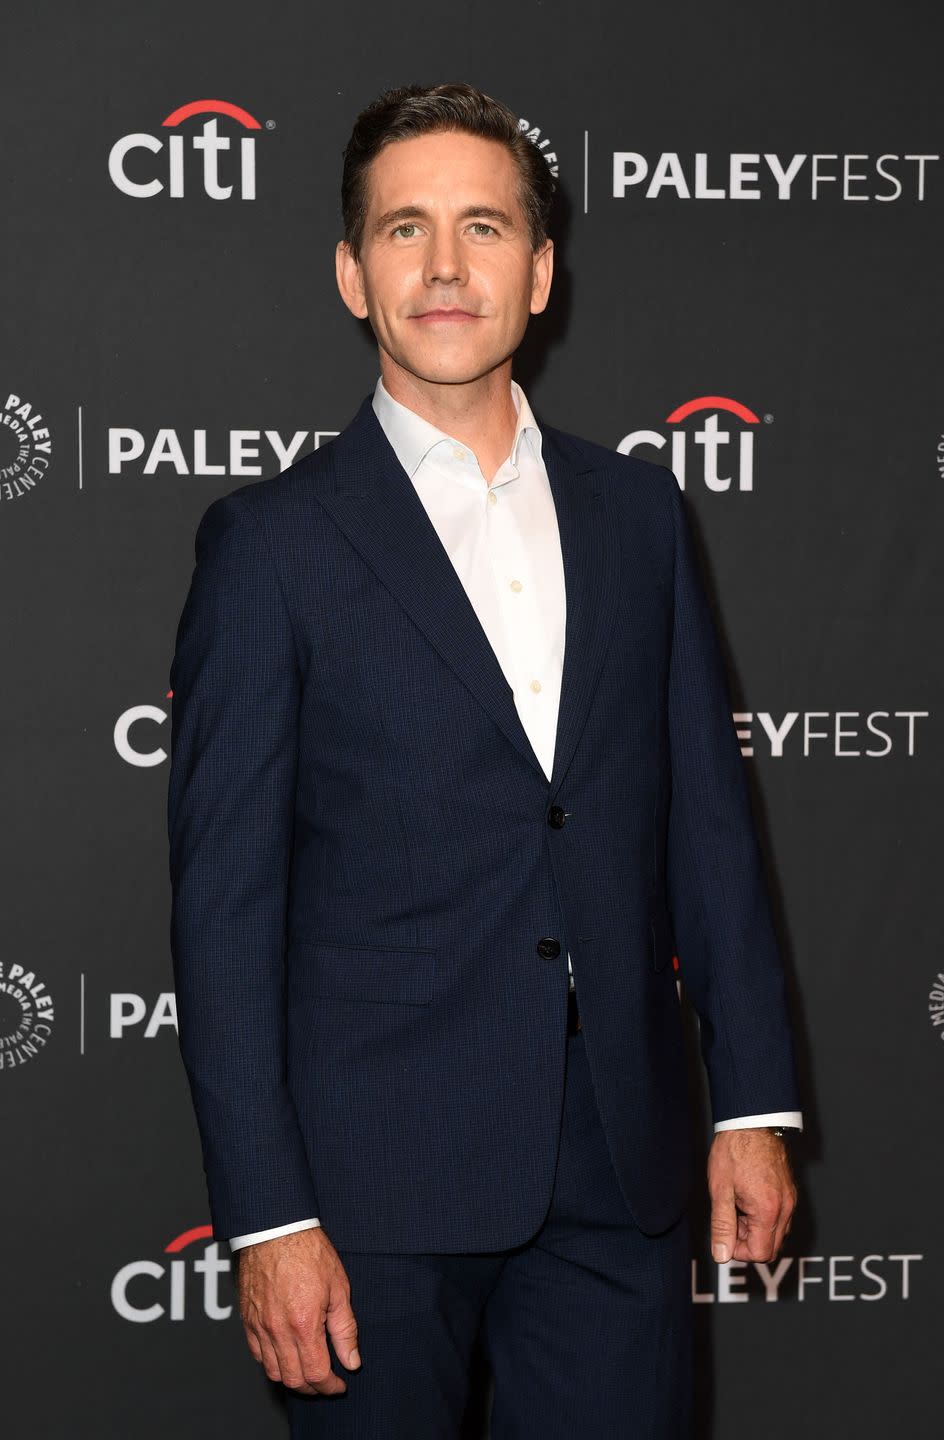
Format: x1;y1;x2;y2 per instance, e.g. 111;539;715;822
371;204;516;236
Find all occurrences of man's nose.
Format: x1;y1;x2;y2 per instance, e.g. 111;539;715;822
423;232;467;286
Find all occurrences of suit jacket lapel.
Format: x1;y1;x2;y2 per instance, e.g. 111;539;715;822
313;394;620;797
541;421;621;797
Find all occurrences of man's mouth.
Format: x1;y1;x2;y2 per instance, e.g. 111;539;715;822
411;309;480;323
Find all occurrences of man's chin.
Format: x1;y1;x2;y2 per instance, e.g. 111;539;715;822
390;350;508;387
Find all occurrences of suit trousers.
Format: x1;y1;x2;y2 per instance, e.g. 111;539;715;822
286;996;693;1438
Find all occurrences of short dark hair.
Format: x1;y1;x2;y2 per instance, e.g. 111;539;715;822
340;81;557;262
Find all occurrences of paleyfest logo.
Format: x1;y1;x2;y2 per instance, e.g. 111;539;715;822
107;426;338;478
692;1251;922;1303
1;392;53;503
111;1225;233;1323
108;99;266;200
612;150;938;203
618;395;762;492
0;962;55;1070
736;710;929;759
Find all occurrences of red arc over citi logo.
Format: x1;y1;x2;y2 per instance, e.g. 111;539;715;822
108;99;264;200
617;395;763;491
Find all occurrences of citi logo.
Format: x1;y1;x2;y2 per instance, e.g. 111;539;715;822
617;396;760;492
114;697;171;767
108;99;264;200
111;1226;232;1323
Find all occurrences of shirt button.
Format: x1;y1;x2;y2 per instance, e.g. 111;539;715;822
510;579;523;592
452;446;465;460
529;678;542;693
487;490;497;505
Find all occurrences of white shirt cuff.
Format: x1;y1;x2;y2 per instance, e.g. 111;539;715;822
714;1111;803;1132
228;1218;322;1251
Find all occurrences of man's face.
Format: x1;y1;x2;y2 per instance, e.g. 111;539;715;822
336;130;553;386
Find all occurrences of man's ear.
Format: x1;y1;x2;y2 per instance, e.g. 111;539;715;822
336;240;369;319
529;237;554;316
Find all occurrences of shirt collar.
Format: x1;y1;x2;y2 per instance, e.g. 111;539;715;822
371;372;543;479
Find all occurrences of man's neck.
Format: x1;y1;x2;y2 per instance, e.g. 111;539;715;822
378;358;519;485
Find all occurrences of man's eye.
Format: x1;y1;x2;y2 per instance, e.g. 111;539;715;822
392;223;417;238
470;222;496;235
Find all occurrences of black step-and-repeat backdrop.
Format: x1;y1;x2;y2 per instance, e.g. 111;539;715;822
3;2;942;1436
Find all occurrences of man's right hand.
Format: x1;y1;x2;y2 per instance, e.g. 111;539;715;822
234;1226;361;1395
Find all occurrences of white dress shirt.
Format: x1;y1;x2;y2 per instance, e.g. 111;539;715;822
228;374;802;1251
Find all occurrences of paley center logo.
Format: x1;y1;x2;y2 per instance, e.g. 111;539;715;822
108;98;266;200
111;1225;233;1323
518;113;559;180
618;396;761;492
929;971;944;1045
0;961;55;1071
1;391;53;503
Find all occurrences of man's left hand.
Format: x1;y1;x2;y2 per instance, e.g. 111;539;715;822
707;1128;798;1265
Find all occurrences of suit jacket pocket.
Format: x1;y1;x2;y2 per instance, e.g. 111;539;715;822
287;939;438;1006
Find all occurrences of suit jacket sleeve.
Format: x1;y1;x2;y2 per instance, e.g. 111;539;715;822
663;470;802;1124
167;492;319;1238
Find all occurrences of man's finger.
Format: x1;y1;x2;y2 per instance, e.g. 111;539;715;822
325;1290;361;1371
243;1323;264;1365
257;1330;284;1385
771;1198;796;1258
766;1179;797;1259
710;1185;738;1264
740;1200;783;1261
294;1318;348;1395
290;1330;347;1396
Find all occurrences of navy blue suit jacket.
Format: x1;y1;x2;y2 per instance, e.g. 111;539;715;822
167;391;802;1251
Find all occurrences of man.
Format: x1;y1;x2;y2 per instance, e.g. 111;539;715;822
167;81;802;1437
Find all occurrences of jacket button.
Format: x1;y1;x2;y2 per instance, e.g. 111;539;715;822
547;805;566;829
536;937;561;959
